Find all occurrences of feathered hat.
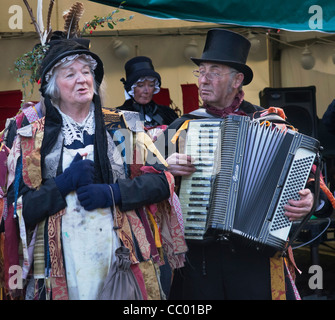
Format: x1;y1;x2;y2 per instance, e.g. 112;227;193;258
39;40;104;96
31;2;104;95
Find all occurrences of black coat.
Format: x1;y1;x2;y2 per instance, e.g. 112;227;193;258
322;99;335;134
6;95;170;227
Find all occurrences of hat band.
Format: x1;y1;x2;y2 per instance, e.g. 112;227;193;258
128;61;154;76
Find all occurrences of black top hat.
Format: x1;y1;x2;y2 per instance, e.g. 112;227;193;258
121;56;161;92
191;29;253;85
39;39;104;96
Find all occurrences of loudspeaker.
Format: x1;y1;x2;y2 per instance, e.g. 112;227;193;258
259;86;318;138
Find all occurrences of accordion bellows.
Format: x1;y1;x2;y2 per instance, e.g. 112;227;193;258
179;115;319;256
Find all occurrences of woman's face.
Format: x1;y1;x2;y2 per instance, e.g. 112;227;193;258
56;59;94;108
133;79;156;105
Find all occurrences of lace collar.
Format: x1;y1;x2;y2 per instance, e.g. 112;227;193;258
55;103;95;146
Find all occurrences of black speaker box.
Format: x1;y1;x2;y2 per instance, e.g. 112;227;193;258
259;86;318;138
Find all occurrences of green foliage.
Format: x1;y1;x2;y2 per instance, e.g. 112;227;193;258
81;7;134;35
11;1;134;101
11;44;49;100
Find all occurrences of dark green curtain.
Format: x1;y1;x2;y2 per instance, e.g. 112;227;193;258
89;0;335;32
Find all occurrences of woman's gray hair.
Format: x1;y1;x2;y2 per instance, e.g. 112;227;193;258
44;54;98;105
127;76;160;97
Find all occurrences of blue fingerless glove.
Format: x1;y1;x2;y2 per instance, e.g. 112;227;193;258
76;183;121;211
54;153;95;198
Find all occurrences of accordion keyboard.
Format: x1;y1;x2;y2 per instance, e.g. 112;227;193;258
179;119;222;240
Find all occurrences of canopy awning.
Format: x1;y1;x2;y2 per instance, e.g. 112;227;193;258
89;0;335;33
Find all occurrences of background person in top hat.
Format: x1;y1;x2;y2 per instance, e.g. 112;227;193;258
117;56;179;141
165;28;333;300
116;56;180;298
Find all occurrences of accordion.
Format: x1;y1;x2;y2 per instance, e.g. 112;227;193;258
179;115;320;256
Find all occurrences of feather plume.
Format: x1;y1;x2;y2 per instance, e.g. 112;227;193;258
46;0;55;43
46;0;55;33
37;0;44;33
36;0;48;45
23;0;41;38
63;2;85;39
22;0;53;45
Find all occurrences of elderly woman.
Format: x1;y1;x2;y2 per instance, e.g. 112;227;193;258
117;56;179;141
1;40;186;300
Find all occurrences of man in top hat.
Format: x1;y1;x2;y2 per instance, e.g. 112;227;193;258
165;29;331;300
165;28;266;176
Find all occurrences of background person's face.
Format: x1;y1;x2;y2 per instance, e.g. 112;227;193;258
133;80;156;105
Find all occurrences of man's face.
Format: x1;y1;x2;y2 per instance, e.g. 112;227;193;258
197;62;243;109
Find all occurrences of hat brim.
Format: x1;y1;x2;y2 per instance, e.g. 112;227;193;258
191;57;253;85
41;48;104;89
